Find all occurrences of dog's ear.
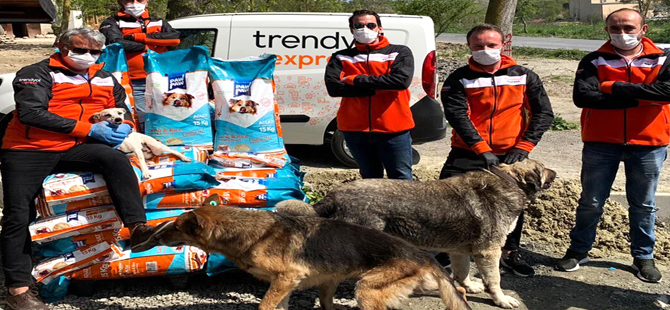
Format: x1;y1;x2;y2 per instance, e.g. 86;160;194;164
163;92;169;99
202;194;220;207
91;113;100;121
180;211;207;235
187;94;195;100
542;168;557;189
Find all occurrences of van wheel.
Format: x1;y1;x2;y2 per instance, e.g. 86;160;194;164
330;130;358;168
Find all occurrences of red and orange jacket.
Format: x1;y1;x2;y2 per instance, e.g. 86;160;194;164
2;54;134;151
100;10;180;80
574;37;670;146
324;36;415;133
441;54;554;155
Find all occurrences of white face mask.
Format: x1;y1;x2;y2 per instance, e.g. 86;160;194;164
353;28;379;44
610;31;642;51
124;3;146;18
63;51;99;71
471;48;501;66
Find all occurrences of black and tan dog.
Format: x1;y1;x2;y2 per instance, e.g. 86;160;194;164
277;159;556;309
152;206;471;310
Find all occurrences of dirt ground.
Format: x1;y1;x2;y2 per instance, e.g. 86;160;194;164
0;38;669;310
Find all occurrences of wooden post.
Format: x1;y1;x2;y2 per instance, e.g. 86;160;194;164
485;0;518;56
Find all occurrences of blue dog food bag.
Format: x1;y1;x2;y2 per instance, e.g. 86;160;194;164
97;43;137;126
209;54;285;154
144;46;213;147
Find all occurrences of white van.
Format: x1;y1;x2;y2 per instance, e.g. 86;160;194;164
0;12;446;166
168;13;446;166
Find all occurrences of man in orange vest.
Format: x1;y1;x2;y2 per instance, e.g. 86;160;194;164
325;10;415;180
0;28;154;310
438;24;554;278
100;0;180;132
556;9;667;283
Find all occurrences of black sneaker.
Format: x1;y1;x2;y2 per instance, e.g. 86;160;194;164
130;222;172;253
632;258;662;283
555;249;589;272
434;252;451;269
500;250;535;277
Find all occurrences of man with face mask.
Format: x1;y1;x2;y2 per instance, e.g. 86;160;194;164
324;10;415;180
437;24;554;277
556;9;668;283
0;28;155;309
100;0;180;132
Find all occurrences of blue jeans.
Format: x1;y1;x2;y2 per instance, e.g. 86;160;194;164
131;79;146;133
569;142;667;259
342;130;413;180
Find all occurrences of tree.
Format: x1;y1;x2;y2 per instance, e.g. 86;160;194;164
620;0;658;19
515;0;538;33
485;0;517;51
59;0;72;34
394;0;482;37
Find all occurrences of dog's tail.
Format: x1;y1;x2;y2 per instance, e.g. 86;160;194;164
430;265;472;310
275;199;318;217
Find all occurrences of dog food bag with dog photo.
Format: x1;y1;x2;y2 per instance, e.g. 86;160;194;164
32;241;122;284
144;47;213;147
29;206;123;243
38;172;109;211
34;230;121;258
137;162;220;195
209;55;286;157
70;244;207;280
97;43;137;126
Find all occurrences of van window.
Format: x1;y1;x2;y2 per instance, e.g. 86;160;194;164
171;29;217;55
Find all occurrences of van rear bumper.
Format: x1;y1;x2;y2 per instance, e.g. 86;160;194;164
410;96;446;144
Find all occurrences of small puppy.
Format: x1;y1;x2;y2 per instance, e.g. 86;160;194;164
92;108;192;179
152;206;471;310
162;92;194;108
228;99;258;114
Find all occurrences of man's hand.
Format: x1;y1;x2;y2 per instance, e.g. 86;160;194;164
503;148;529;164
479;151;500;167
111;123;132;139
88;122;126;145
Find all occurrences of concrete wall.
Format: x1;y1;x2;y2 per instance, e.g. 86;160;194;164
569;0;639;21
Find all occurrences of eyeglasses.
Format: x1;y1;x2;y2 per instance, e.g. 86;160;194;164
68;47;103;56
353;23;378;30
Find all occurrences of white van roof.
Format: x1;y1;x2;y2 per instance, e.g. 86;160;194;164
172;12;427;21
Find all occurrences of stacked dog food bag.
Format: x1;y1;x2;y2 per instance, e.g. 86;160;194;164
32;46;306;300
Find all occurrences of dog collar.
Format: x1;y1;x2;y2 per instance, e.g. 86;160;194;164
484;166;517;185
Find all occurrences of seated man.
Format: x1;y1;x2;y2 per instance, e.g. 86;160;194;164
0;28;153;309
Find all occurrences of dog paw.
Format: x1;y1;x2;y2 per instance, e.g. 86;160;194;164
462;280;485;294
493;295;520;309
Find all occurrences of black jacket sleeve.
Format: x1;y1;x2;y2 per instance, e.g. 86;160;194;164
441;69;487;148
523;70;554;145
99;17;146;53
146;20;180;41
325;52;376;97
13;64;79;134
352;45;414;90
609;55;670;102
573;55;638;109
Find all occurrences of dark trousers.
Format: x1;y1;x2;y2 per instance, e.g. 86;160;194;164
342;130;413;180
439;147;524;251
0;143;146;288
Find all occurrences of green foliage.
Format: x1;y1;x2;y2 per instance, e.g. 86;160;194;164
512;46;588;60
550;114;579;131
512;21;608;40
303;186;324;203
394;0;484;37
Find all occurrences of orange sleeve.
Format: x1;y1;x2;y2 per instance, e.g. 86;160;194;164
342;75;356;85
514;140;536;153
71;121;92;138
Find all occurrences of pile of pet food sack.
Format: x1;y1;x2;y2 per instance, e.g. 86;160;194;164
33;45;307;301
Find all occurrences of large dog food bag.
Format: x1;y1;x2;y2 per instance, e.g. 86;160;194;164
116;209;190;240
32;242;122;284
29;206;123;244
144;47;213;147
209;55;286;157
34;230;120;258
97;43;137;126
70;244;207;280
37;172;110;217
136;162;220;195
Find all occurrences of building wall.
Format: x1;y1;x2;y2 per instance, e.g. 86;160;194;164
570;0;639;21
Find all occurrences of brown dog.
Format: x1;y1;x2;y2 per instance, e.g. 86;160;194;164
162;92;194;108
153;206;471;310
277;160;557;309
